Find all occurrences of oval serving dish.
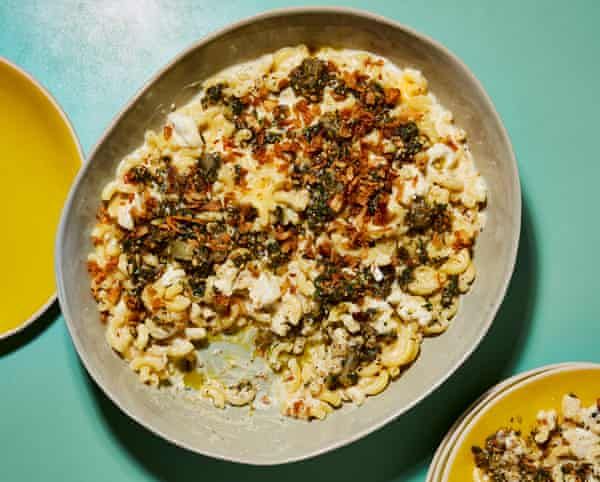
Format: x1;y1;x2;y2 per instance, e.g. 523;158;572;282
56;7;520;464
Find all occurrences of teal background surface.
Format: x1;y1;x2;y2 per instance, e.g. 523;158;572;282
1;1;599;481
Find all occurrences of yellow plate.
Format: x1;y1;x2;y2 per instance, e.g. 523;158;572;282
443;364;600;481
427;364;559;482
0;58;82;339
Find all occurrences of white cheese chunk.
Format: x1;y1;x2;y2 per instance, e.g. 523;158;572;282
249;272;281;309
168;112;203;147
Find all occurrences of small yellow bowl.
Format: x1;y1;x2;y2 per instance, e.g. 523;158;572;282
0;58;82;339
443;363;600;481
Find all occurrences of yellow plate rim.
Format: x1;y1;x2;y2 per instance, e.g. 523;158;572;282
0;56;84;340
426;364;557;481
427;362;596;481
440;362;600;482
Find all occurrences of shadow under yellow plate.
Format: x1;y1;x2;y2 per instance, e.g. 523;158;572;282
0;59;81;337
445;365;600;481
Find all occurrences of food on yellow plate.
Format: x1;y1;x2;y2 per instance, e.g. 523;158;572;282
472;393;600;481
87;45;487;419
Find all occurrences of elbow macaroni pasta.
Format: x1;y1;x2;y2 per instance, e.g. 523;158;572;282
87;45;487;420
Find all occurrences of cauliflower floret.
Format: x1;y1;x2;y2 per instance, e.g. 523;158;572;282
271;292;305;336
108;192;144;230
212;260;239;296
248;272;281;309
362;297;396;335
168;112;203;147
562;393;582;421
386;283;432;327
534;409;557;444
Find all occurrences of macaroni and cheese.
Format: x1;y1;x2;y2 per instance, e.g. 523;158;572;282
87;45;487;420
